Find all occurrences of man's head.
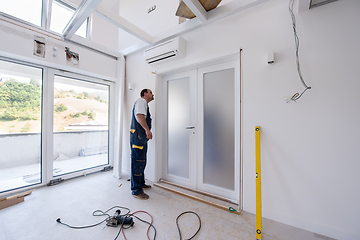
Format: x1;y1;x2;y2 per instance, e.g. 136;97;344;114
141;89;154;103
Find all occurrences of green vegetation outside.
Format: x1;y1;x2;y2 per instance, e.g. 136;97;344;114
0;79;41;121
1;79;105;133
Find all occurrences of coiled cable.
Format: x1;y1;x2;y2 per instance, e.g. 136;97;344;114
176;211;201;240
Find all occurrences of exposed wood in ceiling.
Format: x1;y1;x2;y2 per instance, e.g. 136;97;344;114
62;0;270;55
176;0;221;20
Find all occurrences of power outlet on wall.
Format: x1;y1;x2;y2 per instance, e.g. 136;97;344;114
34;39;45;58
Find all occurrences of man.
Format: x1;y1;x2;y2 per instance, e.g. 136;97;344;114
130;89;154;200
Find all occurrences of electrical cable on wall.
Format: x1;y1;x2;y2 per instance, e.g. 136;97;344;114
287;0;311;103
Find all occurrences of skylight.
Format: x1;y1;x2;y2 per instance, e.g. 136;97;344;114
50;0;88;38
0;0;42;27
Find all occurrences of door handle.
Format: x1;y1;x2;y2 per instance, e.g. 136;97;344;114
186;126;195;130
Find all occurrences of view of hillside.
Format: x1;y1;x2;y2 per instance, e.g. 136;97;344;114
53;88;109;131
0;79;109;134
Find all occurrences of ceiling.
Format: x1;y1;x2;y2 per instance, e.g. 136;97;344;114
62;0;319;56
62;0;272;55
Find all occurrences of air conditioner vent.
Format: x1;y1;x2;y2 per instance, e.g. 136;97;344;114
144;37;185;64
146;51;177;64
310;0;337;9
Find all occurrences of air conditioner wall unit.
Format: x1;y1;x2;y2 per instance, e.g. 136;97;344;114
144;37;186;64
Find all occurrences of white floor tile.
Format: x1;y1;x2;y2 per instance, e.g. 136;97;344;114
0;171;321;240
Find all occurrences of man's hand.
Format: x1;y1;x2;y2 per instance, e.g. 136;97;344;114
145;129;153;140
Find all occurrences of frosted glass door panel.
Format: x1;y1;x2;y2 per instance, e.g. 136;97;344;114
203;68;235;190
167;78;190;179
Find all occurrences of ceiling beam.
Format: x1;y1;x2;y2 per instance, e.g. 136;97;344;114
63;0;102;40
206;0;267;22
182;0;208;22
95;3;153;44
152;17;202;43
151;0;267;47
120;41;150;56
120;0;268;55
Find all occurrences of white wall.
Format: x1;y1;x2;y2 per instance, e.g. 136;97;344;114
91;14;119;52
0;17;118;80
123;0;360;239
121;54;157;179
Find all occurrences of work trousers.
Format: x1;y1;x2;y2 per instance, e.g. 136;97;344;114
130;142;148;196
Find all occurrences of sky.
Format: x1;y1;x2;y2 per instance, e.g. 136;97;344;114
0;0;86;37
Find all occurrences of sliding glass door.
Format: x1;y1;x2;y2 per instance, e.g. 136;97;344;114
0;58;114;194
0;59;43;193
53;75;110;176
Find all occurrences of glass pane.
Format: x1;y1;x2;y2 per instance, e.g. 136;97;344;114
53;76;109;176
50;0;87;38
76;19;87;38
167;78;190;179
203;68;235;190
0;60;42;193
0;0;42;26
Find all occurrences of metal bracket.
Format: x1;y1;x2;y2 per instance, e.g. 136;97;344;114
47;178;64;186
101;166;113;172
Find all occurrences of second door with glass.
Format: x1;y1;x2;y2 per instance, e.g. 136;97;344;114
162;60;240;201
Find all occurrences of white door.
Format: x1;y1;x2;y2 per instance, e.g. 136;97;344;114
162;70;197;188
162;60;240;201
196;61;240;200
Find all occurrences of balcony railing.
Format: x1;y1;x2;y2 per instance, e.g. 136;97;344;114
0;130;109;193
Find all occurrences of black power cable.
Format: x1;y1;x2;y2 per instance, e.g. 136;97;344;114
56;206;202;240
56;206;131;240
56;217;108;229
176;211;201;240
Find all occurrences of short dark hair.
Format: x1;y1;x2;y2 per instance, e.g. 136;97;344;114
140;89;149;97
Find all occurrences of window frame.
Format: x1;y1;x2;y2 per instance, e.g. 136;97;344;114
0;1;44;29
0;0;90;40
0;56;114;197
49;0;90;39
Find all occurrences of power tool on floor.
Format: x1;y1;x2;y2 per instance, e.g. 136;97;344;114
106;210;134;227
